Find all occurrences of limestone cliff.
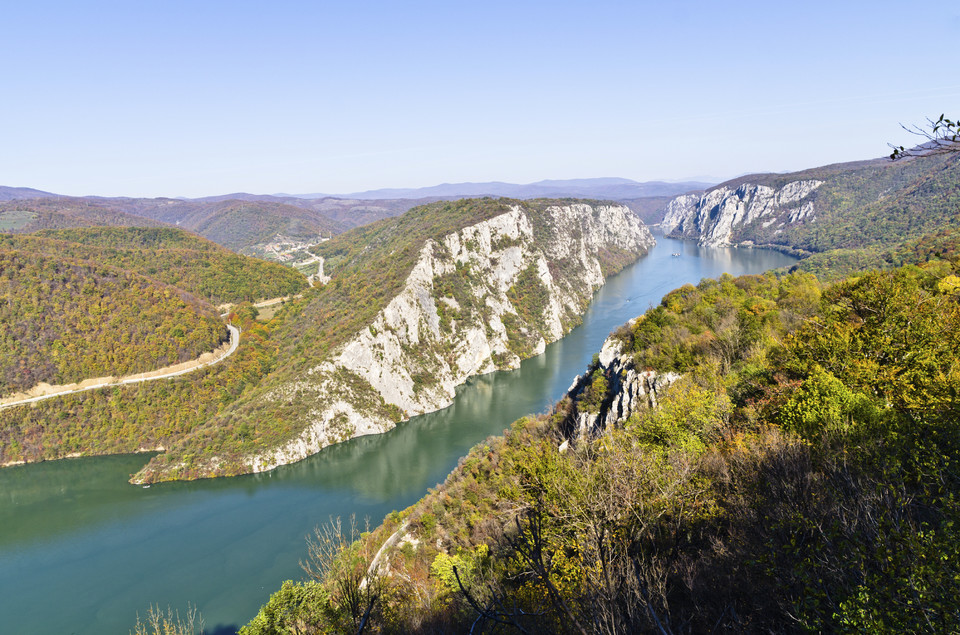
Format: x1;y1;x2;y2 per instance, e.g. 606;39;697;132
250;203;654;472
562;323;680;440
661;179;824;248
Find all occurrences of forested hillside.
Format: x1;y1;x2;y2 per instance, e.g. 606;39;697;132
0;199;654;481
244;238;960;633
0;195;347;254
0;225;312;463
98;198;347;252
0;306;276;466
0;198;165;232
1;227;308;305
0;250;226;395
663;152;960;254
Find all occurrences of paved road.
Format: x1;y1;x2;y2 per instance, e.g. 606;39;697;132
0;324;241;410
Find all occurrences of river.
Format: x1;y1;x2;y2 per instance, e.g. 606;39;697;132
0;236;796;634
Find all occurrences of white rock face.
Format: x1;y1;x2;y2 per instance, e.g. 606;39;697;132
662;180;824;247
567;331;680;437
249;203;654;473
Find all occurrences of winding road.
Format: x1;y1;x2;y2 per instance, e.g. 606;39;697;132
0;324;241;411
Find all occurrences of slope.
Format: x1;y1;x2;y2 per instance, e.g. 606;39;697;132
0;248;227;397
0;226;312;466
246;243;960;633
662;152;960;253
101;198;348;252
0;197;166;232
2;227;309;305
0;197;653;481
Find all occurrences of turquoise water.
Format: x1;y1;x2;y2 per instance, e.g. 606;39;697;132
0;236;796;633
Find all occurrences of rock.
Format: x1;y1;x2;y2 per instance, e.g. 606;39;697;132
249;203;655;473
564;329;681;439
663;179;824;247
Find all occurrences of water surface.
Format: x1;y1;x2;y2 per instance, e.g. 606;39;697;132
0;237;796;633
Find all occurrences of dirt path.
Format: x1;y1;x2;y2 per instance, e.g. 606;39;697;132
217;294;301;315
0;324;241;410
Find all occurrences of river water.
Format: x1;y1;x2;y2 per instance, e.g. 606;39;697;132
0;236;796;634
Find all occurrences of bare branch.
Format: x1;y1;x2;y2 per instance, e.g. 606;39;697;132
889;114;960;160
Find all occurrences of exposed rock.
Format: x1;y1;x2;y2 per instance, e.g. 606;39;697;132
250;203;654;473
564;330;680;438
662;179;824;247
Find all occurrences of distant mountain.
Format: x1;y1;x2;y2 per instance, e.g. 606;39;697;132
295;178;714;201
94;198;348;252
193;193;433;230
0;186;57;202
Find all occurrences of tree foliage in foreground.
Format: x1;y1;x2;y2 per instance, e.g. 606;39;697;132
890;113;960;159
244;254;960;633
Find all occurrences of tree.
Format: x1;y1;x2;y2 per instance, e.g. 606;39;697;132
301;516;382;634
889;114;959;159
130;604;203;635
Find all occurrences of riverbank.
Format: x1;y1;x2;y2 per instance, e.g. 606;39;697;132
0;238;798;634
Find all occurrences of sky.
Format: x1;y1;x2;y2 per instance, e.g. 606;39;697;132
2;0;959;198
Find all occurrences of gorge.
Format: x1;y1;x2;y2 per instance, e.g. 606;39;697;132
0;236;797;634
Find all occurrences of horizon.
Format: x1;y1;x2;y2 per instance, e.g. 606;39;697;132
3;174;726;201
3;1;958;198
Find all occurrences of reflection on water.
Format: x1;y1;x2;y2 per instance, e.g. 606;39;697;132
0;237;797;634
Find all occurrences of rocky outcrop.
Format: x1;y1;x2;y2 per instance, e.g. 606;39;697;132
250;203;654;473
563;325;680;438
661;179;824;247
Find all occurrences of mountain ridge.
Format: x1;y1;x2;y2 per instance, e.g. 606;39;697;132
295;177;713;201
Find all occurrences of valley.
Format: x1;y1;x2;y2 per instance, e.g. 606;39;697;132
1;150;959;634
6;2;957;632
0;236;797;634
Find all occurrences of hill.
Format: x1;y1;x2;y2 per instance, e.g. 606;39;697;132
0;186;56;202
0;197;165;233
96;198;348;252
242;241;960;633
192;194;425;230
661;153;960;253
2;227;309;305
0;195;348;255
0;198;655;481
0;247;227;397
0;225;313;466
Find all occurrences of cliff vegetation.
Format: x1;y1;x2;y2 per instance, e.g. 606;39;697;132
244;241;960;633
664;152;960;256
0;199;652;481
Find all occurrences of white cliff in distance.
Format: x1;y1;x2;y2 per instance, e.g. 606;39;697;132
661;180;824;248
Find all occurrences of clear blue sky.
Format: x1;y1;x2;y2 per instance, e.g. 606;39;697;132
2;1;958;198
